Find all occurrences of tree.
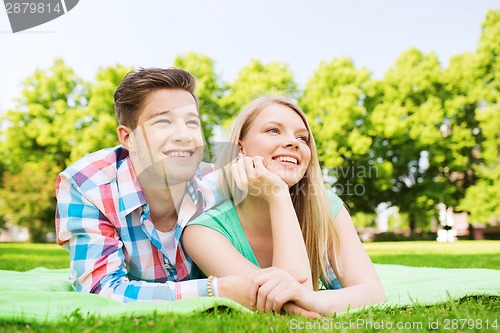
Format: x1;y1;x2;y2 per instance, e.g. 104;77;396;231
0;60;130;241
458;8;500;224
458;164;500;224
300;57;388;213
367;49;448;231
0;160;59;241
222;59;298;120
0;59;89;241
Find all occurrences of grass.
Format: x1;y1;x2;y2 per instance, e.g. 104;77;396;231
0;243;69;271
364;240;500;270
0;241;499;332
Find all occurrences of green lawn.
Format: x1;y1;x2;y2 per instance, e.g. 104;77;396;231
364;240;500;270
1;241;499;332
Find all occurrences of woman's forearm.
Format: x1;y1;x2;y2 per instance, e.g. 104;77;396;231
313;282;386;314
268;194;312;288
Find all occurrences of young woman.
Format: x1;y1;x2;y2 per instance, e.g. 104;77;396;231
183;96;385;315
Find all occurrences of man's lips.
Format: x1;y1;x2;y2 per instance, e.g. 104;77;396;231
163;150;195;157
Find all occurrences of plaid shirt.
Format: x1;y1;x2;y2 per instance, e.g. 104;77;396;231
56;146;220;302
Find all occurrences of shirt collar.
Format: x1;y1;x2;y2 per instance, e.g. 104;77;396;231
116;157;205;221
116;157;147;220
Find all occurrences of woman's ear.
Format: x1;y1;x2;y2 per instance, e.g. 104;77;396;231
238;140;246;156
117;125;133;150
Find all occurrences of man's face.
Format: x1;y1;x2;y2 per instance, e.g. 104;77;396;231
121;88;204;187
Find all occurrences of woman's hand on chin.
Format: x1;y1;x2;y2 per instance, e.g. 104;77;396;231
231;155;288;202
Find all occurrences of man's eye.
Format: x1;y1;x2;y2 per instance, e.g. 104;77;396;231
187;120;200;127
153;119;171;125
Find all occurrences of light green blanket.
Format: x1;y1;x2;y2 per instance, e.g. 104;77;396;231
0;264;499;323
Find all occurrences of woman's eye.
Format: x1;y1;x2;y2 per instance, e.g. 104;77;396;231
266;128;279;134
297;136;309;142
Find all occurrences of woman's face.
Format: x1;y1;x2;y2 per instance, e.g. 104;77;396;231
239;103;312;187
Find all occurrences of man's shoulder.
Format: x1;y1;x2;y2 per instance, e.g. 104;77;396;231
195;161;216;178
60;146;129;191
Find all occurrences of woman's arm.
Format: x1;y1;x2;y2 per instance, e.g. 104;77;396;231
183;225;317;316
183;225;259;276
256;206;386;315
311;206;386;314
232;156;313;288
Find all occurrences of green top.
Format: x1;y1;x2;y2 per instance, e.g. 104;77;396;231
186;191;344;288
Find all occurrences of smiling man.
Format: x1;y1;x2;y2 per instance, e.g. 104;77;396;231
55;68;268;303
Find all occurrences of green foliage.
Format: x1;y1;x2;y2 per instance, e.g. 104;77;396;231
351;212;377;228
1;59;89;173
456;8;500;224
300;58;382;212
0;60;131;241
458;163;500;224
0;59;88;241
221;59;298;121
371;48;448;230
386;209;410;230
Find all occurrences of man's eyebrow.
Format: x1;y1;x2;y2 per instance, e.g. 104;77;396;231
148;110;171;120
148;110;200;120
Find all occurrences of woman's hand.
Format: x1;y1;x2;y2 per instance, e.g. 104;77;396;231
231;155;288;203
218;267;319;318
252;268;323;316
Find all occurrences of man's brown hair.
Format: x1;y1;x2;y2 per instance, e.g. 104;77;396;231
114;67;197;129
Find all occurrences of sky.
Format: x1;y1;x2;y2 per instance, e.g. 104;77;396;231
0;0;498;112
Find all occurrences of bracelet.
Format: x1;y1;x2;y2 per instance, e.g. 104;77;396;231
207;275;215;297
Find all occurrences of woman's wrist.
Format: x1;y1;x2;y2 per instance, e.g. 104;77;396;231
265;189;292;205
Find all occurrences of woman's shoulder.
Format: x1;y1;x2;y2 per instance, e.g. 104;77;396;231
188;200;237;226
326;190;344;218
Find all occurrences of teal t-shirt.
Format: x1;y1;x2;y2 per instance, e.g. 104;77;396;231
186;191;344;288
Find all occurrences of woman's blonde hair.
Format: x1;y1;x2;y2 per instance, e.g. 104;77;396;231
216;96;342;290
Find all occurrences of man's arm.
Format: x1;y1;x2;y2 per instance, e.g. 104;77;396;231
56;174;212;302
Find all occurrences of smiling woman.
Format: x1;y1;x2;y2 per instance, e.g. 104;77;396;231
183;96;386;316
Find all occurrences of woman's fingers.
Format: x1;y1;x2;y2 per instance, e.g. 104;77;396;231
283;303;321;319
242;156;257;179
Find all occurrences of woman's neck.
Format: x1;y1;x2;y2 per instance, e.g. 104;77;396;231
235;195;274;268
235;195;272;233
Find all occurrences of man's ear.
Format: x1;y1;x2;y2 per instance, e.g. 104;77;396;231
117;125;133;150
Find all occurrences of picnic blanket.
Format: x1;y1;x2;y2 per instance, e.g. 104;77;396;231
1;264;499;323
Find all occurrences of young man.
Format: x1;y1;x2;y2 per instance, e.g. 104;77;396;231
55;68;313;315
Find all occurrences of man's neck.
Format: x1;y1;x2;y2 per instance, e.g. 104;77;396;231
142;182;187;232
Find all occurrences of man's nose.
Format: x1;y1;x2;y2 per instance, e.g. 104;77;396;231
171;122;193;143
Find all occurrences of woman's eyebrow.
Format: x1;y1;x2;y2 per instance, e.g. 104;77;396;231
264;120;308;132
